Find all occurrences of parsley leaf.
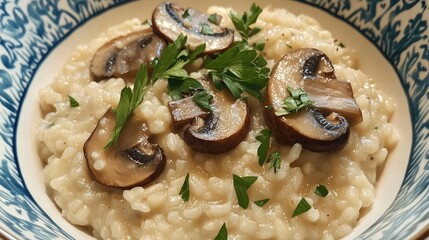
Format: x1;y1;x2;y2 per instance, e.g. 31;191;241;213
229;3;263;40
256;129;271;166
104;64;149;149
208;13;220;24
253;41;265;51
152;34;207;103
192;90;213;111
292;198;311;218
182;9;190;19
68;95;79;107
168;77;204;100
152;34;193;82
233;174;257;209
268;151;281;173
254;198;269;207
315;185;329;197
200;23;215;35
214;223;227;240
275;86;313;116
142;19;152;26
179;173;190;202
205;42;269;101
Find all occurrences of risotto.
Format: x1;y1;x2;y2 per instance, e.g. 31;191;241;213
37;3;398;240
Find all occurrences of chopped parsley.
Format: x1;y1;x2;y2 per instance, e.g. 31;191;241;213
292;198;311;218
200;23;215;35
142;19;152;26
315;185;329;197
339;42;345;48
68;95;79;107
214;223;227;240
268;151;281;173
229;3;263;40
254;198;269;207
208;13;220;24
256;129;271;166
179;173;190;202
275;87;313;116
233;174;258;209
104;64;149;149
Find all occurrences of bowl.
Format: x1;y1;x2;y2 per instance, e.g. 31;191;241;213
0;0;428;239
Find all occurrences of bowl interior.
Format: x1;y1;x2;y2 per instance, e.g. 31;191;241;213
15;0;412;239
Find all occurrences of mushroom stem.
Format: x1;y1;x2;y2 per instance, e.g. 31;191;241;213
168;77;250;154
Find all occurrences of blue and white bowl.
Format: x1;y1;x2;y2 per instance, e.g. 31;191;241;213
0;0;428;239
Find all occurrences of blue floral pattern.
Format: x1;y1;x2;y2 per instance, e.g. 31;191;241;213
0;0;428;239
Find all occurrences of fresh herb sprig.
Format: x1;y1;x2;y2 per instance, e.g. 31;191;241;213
275;86;313;116
256;129;271;166
229;3;263;40
205;42;269;101
152;34;205;82
151;34;214;110
168;77;204;101
104;64;149;149
214;223;227;240
233;174;258;209
179;173;190;202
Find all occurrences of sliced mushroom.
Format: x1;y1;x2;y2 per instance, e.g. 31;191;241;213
264;48;362;152
168;96;210;129
90;28;166;81
168;78;250;154
84;109;166;189
152;2;234;53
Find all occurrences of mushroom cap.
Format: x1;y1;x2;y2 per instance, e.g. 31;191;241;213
84;109;166;189
168;77;250;154
152;2;234;54
90;28;166;81
264;48;360;152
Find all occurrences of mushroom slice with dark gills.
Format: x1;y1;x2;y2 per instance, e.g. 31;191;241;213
152;2;234;54
84;109;166;189
264;48;362;152
90;28;166;81
168;78;250;154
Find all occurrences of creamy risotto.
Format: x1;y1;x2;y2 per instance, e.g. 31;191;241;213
37;3;398;240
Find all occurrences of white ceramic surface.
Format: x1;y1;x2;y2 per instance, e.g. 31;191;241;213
1;1;427;239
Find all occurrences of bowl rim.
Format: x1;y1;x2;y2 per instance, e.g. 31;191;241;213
0;0;427;239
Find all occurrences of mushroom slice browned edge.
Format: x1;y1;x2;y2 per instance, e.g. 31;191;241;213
84;109;166;189
264;48;363;152
152;2;234;54
90;28;166;81
168;78;250;154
